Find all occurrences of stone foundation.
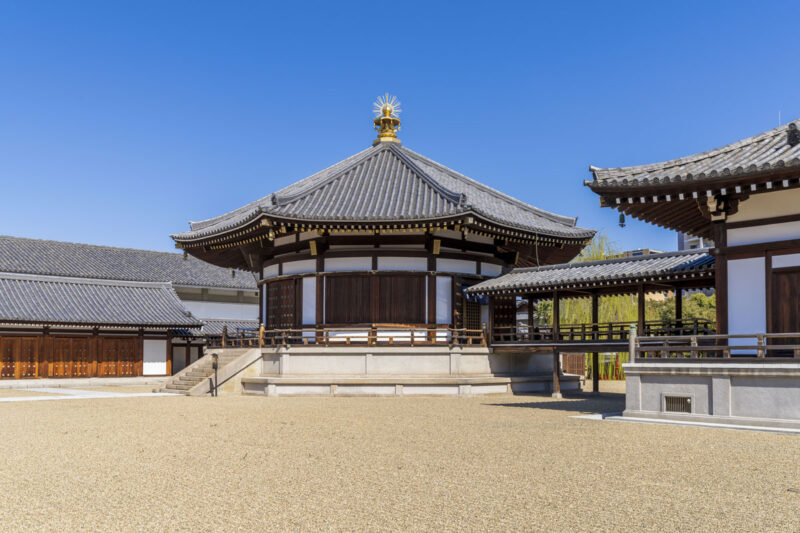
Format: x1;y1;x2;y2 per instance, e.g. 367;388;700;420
624;361;800;429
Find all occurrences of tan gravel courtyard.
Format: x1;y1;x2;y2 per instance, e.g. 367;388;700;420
1;392;798;532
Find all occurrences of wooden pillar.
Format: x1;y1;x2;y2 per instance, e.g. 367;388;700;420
527;294;534;341
591;292;599;396
487;295;495;344
166;334;173;376
637;284;646;335
137;329;144;376
675;287;683;331
185;341;191;369
712;221;728;334
552;290;561;398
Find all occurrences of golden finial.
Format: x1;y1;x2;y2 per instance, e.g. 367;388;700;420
372;93;401;145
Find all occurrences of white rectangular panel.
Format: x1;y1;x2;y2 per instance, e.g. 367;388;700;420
143;339;167;376
436;258;476;275
728;257;766;336
727;221;800;246
282;259;316;275
772;253;800;269
302;277;316;325
263;264;279;278
436;276;452;324
481;262;502;277
377;256;427;271
325;257;372;272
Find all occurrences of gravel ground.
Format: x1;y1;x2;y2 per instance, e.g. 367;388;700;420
0;388;61;397
69;385;158;394
581;379;627;394
1;393;798;532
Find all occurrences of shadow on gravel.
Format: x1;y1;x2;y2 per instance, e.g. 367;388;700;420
484;393;625;414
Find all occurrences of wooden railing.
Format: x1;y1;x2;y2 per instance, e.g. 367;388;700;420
634;332;800;361
491;318;715;345
208;323;487;348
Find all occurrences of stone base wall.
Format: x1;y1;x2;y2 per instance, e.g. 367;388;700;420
624;362;800;429
236;345;578;397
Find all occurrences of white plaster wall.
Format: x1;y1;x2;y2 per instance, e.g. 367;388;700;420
181;300;258;320
727;187;800;223
436;276;452;324
377;256;428;271
282;259;316;275
727;257;766;336
772;253;800;269
727;221;800;246
302;277;316;325
263;264;279;278
437;258;476;275
325;257;372;272
481;262;502;277
299;231;318;241
433;229;462;240
143;339;167;376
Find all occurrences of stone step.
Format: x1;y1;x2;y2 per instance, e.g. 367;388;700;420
165;383;193;391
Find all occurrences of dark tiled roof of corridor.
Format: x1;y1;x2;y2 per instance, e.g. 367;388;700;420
0;272;202;328
467;249;714;294
0;235;257;290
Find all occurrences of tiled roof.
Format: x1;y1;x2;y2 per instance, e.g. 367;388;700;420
173;143;594;241
0;272;202;328
201;318;259;337
587;120;800;191
467;249;714;294
0;235;257;290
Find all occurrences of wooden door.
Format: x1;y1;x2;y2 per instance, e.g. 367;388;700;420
53;337;71;377
267;279;298;328
1;338;16;378
99;338;138;377
770;268;800;354
0;338;39;379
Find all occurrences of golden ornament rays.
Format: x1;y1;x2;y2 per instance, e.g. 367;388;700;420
373;93;401;118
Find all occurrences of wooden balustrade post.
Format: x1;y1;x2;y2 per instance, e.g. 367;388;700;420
221;326;228;348
258;323;265;348
757;334;765;358
482;323;487;346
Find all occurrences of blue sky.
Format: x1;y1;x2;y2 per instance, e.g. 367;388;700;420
2;1;799;253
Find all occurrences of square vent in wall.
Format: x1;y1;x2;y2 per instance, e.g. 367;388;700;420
664;395;692;413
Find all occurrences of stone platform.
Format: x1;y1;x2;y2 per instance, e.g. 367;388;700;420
241;373;580;397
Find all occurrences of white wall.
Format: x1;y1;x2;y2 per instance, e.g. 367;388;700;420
377;256;427;271
282;259;316;275
181;300;258;320
436;276;452;324
437;258;476;275
728;257;766;335
263;264;279;278
325;257;372;272
302;277;316;325
727;221;800;246
143;339;167;376
481;262;502;277
773;253;800;269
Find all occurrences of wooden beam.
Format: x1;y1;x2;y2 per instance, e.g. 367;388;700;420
675;287;683;323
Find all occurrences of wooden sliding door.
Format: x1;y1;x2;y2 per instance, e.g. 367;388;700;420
770;267;800;352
